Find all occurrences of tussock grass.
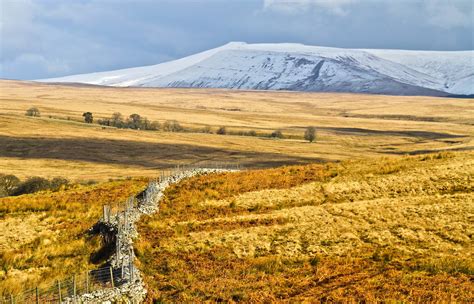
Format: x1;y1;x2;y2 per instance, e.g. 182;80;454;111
137;152;474;302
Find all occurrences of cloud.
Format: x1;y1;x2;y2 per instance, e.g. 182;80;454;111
263;0;357;16
424;0;473;29
0;0;472;80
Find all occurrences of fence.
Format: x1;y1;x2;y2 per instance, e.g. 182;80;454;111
2;163;241;303
1;264;135;304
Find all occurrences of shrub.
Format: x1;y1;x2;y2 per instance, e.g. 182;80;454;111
98;118;111;126
0;174;20;197
149;121;161;131
127;114;142;129
25;107;40;117
163;120;183;132
271;130;284;139
13;177;51;195
49;177;69;191
111;112;123;127
247;130;257;136
304;126;316;142
82;112;93;123
216;126;227;135
11;176;70;196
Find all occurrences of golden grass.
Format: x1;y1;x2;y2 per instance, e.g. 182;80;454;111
0;80;473;180
137;152;474;302
1;80;473;300
0;179;148;297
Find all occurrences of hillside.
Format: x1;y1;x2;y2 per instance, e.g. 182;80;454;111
40;42;474;96
1;80;473;180
0;179;148;297
136;152;474;302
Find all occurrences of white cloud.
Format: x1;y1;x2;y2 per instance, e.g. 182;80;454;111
263;0;357;16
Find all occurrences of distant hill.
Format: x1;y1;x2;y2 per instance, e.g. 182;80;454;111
39;42;473;96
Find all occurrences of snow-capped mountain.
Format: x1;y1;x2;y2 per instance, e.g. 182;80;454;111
39;42;473;96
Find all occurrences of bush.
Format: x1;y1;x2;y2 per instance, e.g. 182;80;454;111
98;118;111;126
304;127;316;143
49;177;69;191
83;112;93;123
247;130;257;137
12;176;70;196
111;112;123;127
127;114;142;129
25;107;40;117
163;120;183;132
271;130;284;139
216;126;227;135
0;174;20;197
148;121;161;131
14;177;51;195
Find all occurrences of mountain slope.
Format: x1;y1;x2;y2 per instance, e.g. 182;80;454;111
39;42;473;96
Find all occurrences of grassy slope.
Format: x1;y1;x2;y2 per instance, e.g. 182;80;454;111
0;179;148;297
137;152;473;302
0;80;473;180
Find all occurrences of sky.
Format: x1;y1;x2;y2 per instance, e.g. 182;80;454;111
0;0;473;80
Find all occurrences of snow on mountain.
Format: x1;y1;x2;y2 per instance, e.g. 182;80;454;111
39;42;474;96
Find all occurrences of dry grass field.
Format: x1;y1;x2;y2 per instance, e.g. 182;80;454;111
0;80;473;302
1;79;473;180
136;152;473;302
0;178;148;297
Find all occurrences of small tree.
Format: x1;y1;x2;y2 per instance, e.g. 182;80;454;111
111;112;123;127
128;114;142;129
304;126;316;143
216;126;227;135
25;107;40;117
271;130;283;139
83;112;93;123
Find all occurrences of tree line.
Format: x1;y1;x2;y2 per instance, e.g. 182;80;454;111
25;107;317;142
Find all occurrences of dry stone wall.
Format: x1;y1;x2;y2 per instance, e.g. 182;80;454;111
69;168;234;303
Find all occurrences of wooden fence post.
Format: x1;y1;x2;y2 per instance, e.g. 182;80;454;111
57;280;62;303
116;238;121;261
109;267;114;288
35;287;39;304
121;260;125;280
129;260;134;282
124;211;128;230
86;270;90;294
73;275;76;298
9;294;13;304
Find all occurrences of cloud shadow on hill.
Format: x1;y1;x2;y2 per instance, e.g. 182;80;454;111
0;136;324;169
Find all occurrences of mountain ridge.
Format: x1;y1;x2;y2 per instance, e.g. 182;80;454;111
39;42;473;96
